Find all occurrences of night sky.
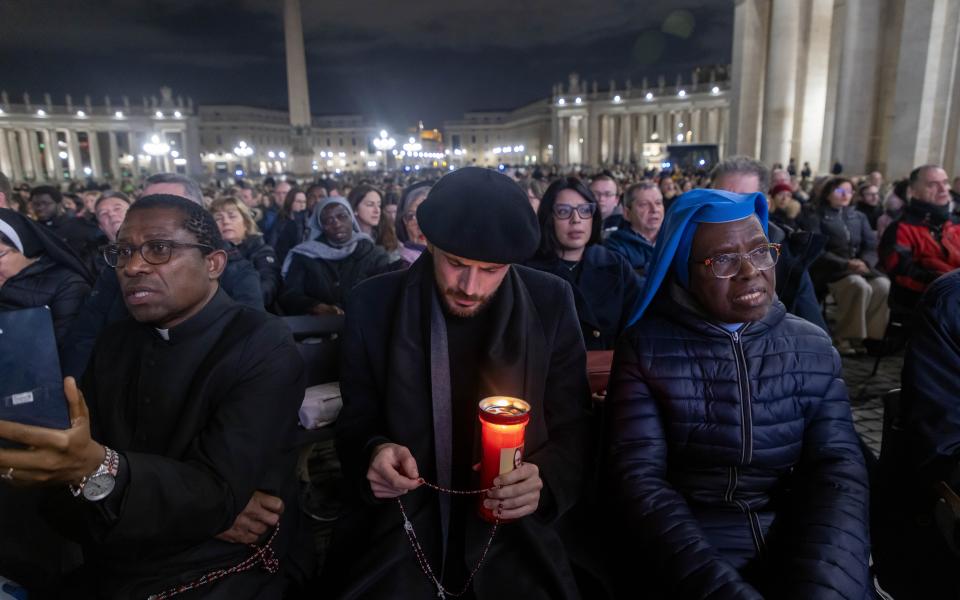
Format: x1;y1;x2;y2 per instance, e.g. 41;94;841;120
0;0;733;131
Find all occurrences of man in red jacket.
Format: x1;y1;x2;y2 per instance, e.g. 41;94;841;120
879;164;960;308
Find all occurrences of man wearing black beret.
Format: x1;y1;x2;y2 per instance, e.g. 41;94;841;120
327;167;592;598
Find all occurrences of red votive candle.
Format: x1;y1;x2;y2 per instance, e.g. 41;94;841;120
477;396;531;523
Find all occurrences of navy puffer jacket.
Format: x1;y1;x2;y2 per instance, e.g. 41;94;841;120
605;282;871;599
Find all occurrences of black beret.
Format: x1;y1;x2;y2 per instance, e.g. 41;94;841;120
417;167;539;264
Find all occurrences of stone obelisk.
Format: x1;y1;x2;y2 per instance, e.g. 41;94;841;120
284;0;313;175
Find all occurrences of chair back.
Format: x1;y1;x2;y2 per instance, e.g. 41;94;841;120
282;315;345;388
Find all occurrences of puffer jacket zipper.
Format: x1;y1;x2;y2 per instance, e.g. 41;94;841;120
713;323;767;555
730;327;753;464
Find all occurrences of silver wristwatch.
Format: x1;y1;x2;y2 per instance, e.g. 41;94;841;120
70;446;120;502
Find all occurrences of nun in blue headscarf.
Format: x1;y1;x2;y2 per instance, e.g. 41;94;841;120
279;196;393;315
604;189;872;599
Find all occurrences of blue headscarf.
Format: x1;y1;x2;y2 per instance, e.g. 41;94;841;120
628;188;768;326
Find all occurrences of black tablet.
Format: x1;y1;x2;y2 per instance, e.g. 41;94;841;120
0;306;70;447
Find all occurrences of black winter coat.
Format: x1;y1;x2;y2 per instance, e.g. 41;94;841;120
40;215;103;273
766;222;829;332
0;255;91;348
279;239;392;314
269;213;307;265
525;245;643;350
898;269;960;501
873;269;960;597
606;283;871;599
856;203;883;230
326;254;592;599
233;235;280;308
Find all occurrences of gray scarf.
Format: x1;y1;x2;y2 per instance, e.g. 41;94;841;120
282;196;373;276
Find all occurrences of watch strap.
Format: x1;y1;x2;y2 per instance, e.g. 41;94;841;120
69;447;119;498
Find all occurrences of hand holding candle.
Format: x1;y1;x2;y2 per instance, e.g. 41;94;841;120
483;462;542;520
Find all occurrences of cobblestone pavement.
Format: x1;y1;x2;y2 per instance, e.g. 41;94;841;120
844;350;903;457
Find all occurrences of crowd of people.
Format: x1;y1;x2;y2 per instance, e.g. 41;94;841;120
0;152;958;598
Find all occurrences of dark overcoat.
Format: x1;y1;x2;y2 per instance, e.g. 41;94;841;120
525;245;643;351
45;291;305;598
280;239;392;314
326;252;593;599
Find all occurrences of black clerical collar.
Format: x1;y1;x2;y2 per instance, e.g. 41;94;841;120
154;286;232;344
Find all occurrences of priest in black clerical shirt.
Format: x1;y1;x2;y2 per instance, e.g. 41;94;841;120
327;168;592;599
0;194;305;599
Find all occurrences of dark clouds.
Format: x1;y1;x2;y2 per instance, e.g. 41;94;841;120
0;0;732;129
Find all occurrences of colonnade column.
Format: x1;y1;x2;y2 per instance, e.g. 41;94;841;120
760;0;800;165
0;129;12;178
729;0;771;157
88;130;102;178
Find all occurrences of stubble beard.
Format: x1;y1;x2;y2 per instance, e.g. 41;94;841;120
440;288;495;318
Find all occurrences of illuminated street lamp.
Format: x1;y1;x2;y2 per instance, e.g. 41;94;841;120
143;134;170;156
233;140;254;175
373;131;396;170
143;134;171;172
401;135;422;155
233;140;253;157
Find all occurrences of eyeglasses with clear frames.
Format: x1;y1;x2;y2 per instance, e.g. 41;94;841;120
694;243;781;279
101;240;214;269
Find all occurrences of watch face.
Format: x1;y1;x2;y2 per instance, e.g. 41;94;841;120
82;474;116;502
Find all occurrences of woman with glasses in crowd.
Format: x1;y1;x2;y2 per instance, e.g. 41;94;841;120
525;177;642;350
210;196;280;309
854;181;883;230
280;196;392;315
606;189;871;599
395;182;431;265
348;185;401;261
802;177;889;355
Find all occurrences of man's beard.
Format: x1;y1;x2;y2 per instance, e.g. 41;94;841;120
440;287;496;318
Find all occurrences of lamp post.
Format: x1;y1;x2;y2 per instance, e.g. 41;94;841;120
233;140;254;177
143;134;171;174
401;137;422;169
373;130;396;172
